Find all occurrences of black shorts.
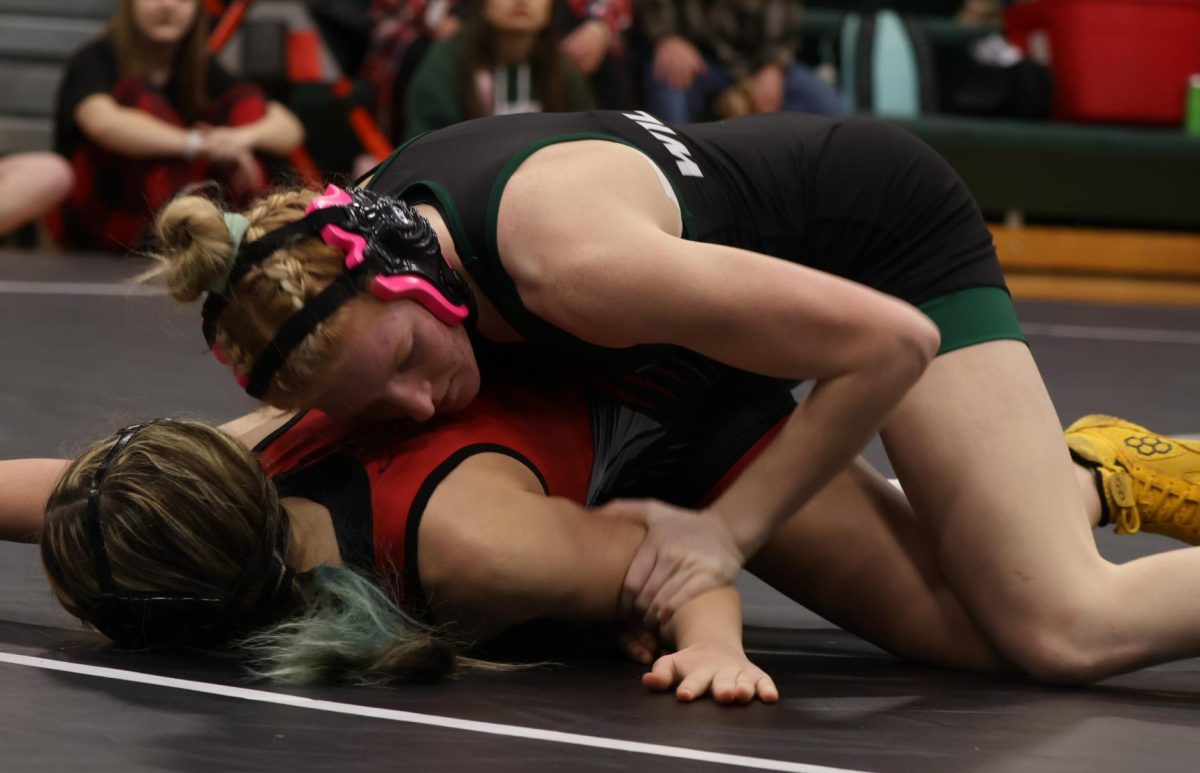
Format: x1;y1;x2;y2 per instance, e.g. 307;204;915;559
689;114;1025;354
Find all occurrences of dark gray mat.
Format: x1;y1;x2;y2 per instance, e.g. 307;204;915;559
2;250;1199;772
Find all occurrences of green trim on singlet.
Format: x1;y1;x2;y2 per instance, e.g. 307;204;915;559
365;131;432;191
402;178;584;348
397;179;483;286
485;131;699;265
467;131;699;348
918;286;1026;356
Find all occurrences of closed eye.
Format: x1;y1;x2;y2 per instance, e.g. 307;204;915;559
395;336;416;373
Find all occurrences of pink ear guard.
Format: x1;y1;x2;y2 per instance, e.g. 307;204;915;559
200;184;474;400
306;186;469;325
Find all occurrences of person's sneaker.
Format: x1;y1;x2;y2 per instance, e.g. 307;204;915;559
1066;415;1200;544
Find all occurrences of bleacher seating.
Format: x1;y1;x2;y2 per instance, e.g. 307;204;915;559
0;1;1196;232
893;115;1200;231
0;0;108;153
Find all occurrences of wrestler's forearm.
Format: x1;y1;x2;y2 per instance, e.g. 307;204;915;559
661;585;743;651
0;459;67;542
710;344;932;558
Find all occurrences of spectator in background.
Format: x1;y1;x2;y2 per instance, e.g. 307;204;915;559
363;0;463;142
559;0;637;108
366;0;629;142
957;0;1006;26
51;0;304;252
0;154;73;240
638;0;843;123
403;0;593;140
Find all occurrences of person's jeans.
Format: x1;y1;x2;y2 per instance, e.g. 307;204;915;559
645;57;844;124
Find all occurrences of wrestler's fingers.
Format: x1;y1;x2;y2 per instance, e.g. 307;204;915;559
712;668;739;704
616;628;653;664
676;667;714;703
646;566;693;626
642;654;679;691
733;671;758;704
635;555;680;622
621;545;658;617
757;675;780;704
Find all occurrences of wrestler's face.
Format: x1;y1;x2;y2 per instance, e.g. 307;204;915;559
313;296;480;423
484;0;553;34
132;0;198;45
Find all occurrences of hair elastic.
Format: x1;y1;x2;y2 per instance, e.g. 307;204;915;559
207;212;252;295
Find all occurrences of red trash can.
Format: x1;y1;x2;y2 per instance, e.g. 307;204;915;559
1007;0;1200;124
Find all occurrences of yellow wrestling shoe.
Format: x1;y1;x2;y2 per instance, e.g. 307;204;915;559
1066;415;1200;544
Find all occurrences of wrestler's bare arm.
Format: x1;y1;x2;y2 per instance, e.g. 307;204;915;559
0;412;293;544
500;143;938;577
0;459;68;543
417;452;649;636
416;452;776;702
416;453;735;640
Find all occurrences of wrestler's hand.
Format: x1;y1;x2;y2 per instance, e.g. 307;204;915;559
643;643;778;704
613;622;661;665
653;36;707;90
561;20;610;75
598;499;744;626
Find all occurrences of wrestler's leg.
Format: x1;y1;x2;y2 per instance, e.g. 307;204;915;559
747;457;1011;673
881;340;1200;683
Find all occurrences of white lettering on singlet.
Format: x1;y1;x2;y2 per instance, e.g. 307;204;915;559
621;110;704;178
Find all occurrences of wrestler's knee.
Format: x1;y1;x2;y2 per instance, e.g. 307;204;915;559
988;593;1123;685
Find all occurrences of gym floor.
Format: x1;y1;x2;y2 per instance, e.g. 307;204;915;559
2;248;1198;773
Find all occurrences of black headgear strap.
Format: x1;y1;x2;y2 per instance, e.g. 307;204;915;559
82;420;296;648
200;208;345;349
201;191;474;401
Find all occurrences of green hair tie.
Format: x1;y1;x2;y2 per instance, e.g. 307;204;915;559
208;212;251;295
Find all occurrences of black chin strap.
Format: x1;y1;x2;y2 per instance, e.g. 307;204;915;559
243;270;365;399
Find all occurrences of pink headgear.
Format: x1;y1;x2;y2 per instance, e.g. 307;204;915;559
306;185;469;324
201;184;473;399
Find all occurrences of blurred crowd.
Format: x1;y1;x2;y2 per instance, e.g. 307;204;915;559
0;0;1008;253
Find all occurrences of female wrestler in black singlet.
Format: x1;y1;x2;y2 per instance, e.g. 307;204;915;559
142;110;1200;685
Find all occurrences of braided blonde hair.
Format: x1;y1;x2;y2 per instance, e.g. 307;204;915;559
144;189;353;409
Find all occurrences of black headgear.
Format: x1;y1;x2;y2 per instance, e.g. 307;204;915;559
78;420;296;648
201;185;474;400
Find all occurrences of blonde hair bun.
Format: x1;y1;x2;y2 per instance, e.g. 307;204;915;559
150;195;236;302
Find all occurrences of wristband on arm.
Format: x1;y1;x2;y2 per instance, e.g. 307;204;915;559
182;128;203;160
